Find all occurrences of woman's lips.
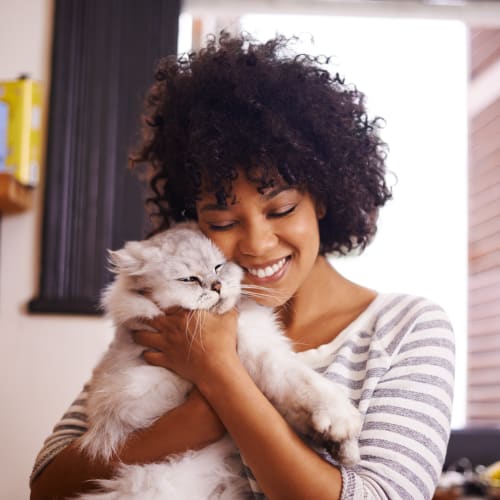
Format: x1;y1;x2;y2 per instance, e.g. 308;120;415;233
244;256;291;283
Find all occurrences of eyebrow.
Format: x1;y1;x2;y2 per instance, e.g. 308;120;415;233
199;185;294;213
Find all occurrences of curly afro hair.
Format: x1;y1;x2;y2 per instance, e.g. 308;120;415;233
132;32;392;255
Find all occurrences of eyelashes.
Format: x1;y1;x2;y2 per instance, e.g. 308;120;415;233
209;223;235;232
208;205;297;231
268;205;296;218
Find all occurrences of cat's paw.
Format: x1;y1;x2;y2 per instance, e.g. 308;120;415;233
310;398;362;444
307;397;362;465
337;438;361;466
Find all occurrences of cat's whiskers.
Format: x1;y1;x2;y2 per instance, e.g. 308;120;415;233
185;310;198;356
241;290;283;302
224;283;278;297
196;309;207;352
186;309;207;355
238;284;290;303
238;284;295;320
240;286;287;297
240;283;291;295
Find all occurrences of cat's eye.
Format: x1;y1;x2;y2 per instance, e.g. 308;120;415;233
177;276;201;284
214;263;224;273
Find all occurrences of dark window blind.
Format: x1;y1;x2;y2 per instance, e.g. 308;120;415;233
29;0;180;314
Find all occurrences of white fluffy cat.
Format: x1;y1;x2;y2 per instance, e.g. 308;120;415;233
76;222;362;500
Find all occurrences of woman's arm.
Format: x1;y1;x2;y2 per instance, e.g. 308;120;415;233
139;309;344;500
30;389;225;499
334;297;455;499
198;353;344;500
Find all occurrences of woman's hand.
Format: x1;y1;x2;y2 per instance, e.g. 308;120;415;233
132;307;240;386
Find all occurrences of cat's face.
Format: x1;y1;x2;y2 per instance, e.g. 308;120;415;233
110;223;243;314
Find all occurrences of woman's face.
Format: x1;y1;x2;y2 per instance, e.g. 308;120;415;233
195;172;323;307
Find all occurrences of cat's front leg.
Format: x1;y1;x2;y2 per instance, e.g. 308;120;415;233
260;355;362;465
236;307;362;465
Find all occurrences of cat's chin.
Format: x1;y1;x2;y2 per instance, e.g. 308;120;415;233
210;299;237;315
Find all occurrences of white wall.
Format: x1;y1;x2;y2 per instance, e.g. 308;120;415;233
0;1;113;497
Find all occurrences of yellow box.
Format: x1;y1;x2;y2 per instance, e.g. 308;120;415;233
0;78;42;186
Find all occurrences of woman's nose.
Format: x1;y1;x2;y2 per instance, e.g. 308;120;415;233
238;222;278;257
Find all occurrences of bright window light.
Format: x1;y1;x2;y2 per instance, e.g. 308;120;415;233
241;14;468;428
178;12;193;55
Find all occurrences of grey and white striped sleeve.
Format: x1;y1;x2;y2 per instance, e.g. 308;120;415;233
339;297;455;499
30;384;90;484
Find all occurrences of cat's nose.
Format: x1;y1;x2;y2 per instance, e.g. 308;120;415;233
211;280;221;293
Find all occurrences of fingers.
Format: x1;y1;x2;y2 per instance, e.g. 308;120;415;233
133;331;171;369
141;350;168;367
132;307;190;352
163;306;185;316
138;316;166;331
132;330;165;351
138;307;187;330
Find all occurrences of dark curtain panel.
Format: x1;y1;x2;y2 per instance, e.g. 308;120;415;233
29;0;180;314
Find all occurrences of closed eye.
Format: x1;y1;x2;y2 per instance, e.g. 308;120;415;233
177;276;202;284
215;263;224;272
208;222;237;232
206;204;297;231
268;205;296;218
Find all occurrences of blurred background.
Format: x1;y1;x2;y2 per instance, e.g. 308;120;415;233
0;0;499;497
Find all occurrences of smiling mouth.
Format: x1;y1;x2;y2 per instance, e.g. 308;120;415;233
246;256;290;279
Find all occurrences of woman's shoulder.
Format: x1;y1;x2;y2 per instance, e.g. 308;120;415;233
331;291;451;332
369;292;452;322
298;292;452;366
367;291;451;318
361;292;454;354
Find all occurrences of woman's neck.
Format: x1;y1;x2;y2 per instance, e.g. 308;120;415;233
278;256;376;351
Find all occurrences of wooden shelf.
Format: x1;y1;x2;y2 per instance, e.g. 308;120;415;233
0;172;34;213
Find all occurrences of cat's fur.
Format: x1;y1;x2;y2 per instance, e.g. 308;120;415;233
77;222;362;500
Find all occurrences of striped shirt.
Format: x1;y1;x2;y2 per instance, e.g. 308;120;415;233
31;293;455;499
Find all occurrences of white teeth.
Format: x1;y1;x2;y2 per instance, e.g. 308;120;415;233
248;258;287;278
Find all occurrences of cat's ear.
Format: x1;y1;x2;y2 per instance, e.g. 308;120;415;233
107;241;153;276
107;249;139;275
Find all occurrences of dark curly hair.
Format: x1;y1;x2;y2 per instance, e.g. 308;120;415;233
132;32;392;255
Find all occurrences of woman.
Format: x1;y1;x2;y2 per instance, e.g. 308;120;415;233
30;33;454;499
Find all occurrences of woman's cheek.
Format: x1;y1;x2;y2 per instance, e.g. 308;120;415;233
201;228;236;261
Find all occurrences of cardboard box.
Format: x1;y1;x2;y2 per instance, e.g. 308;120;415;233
0;78;42;186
